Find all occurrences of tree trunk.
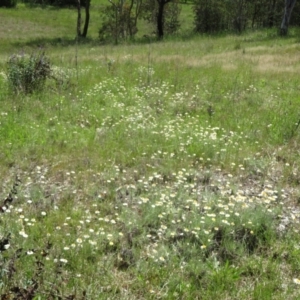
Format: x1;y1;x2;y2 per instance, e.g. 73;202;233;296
156;0;171;40
281;0;297;35
134;0;143;32
82;0;91;37
77;0;82;37
157;1;164;39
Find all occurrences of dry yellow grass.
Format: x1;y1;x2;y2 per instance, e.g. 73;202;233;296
142;44;300;74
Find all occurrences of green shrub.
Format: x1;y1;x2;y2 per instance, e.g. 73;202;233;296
193;0;228;33
0;0;17;7
99;1;140;44
6;51;51;94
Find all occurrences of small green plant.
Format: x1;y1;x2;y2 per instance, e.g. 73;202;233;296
6;51;51;94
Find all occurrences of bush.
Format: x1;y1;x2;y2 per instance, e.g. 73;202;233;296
0;0;17;8
6;51;51;94
193;0;228;33
99;1;140;44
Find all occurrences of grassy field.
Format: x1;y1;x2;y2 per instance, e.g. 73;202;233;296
1;3;300;299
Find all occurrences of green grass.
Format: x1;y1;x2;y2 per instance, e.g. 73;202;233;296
1;3;300;299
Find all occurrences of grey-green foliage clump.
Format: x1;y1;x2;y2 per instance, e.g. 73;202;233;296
6;51;51;94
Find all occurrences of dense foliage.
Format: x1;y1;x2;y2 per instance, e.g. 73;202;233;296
193;0;300;33
99;0;181;42
22;0;86;7
0;0;17;7
99;0;141;43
